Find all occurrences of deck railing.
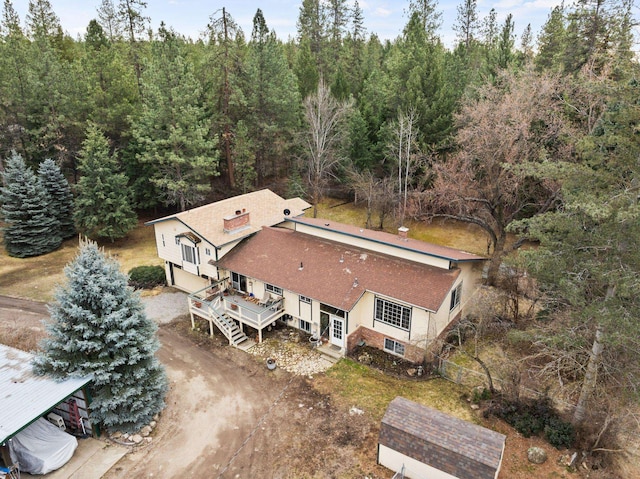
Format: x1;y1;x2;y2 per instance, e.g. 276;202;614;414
188;282;284;331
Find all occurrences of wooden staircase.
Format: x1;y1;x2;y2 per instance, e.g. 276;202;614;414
206;297;249;347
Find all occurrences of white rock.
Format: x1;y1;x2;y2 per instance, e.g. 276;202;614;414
131;434;143;444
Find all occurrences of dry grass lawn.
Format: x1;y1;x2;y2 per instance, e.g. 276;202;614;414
0;219;162;302
315;199;489;255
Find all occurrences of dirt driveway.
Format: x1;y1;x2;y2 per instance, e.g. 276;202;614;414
0;295;379;478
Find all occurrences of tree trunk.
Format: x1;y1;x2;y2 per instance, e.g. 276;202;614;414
572;325;604;425
485;232;505;286
572;285;614;426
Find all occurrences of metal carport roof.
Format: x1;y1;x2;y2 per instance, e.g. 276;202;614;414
0;344;91;444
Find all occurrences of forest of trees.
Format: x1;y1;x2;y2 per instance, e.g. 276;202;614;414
1;0;639;455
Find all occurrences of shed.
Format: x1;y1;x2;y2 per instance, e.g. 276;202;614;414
378;397;506;479
0;344;92;447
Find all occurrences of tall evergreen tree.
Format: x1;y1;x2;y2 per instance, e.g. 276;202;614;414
74;124;137;241
133;25;218;211
0;152;61;257
408;0;442;40
207;7;245;189
34;240;168;433
37;158;74;239
511;76;640;425
453;0;479;50
0;0;30;158
536;5;567;72
246;10;300;184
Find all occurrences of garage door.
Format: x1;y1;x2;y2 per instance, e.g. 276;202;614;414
171;264;208;292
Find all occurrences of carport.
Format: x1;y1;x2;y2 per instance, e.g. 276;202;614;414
378;397;506;479
0;344;92;474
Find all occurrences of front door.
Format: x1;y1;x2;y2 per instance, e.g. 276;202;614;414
330;316;344;348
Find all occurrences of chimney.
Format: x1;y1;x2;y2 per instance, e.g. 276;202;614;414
398;226;409;239
223;210;250;233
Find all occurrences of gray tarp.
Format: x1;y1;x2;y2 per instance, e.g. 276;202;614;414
9;418;77;474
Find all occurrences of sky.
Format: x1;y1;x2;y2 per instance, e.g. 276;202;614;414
12;0;563;49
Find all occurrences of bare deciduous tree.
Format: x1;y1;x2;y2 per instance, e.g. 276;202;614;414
303;78;351;217
418;69;572;285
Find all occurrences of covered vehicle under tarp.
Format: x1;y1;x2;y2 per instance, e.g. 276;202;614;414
9;418;78;475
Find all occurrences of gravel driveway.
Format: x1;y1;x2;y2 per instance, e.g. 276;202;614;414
141;290;188;324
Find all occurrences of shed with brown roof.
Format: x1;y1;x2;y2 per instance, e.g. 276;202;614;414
378;397;506;479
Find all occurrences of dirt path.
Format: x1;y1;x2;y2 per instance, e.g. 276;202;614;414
0;294;375;478
105;328;291;479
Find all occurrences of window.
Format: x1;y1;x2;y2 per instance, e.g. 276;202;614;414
384;338;405;356
205;248;211;256
265;284;283;295
300;296;311;304
162;234;165;247
299;319;311;333
175;236;180;245
450;283;462;311
181;244;197;264
375;297;411;330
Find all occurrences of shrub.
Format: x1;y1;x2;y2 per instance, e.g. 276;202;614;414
491;397;575;448
128;265;166;289
472;387;492;403
544;417;575;449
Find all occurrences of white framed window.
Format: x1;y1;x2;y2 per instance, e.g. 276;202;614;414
300;295;311;304
162;234;165;247
299;319;311;333
181;244;197;264
450;283;462;311
175;236;180;245
205;248;211;256
384;338;405;356
375;297;411;331
265;284;283;295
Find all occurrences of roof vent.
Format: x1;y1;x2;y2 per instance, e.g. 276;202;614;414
284;208;291;216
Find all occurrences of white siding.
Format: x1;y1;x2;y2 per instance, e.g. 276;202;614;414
349;292;432;347
293;223;452;269
153;220;184;265
378;444;459;479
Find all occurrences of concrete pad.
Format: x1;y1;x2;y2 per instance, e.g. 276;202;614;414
20;437;127;479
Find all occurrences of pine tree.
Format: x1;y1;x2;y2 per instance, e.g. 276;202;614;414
0;152;61;257
133;25;218;210
34;240;168;433
74;124;137;241
37;158;75;239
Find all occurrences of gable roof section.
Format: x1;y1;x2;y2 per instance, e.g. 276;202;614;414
0;344;92;444
214;227;460;312
146;190;311;248
380;397;506;479
291;216;485;263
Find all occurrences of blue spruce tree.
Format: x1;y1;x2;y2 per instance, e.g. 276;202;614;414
34;240;168;433
0;152;61;257
38;158;75;239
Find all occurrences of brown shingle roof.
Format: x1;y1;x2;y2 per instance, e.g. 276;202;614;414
146;190;311;247
214;227;460;312
292;217;486;262
380;397;506;479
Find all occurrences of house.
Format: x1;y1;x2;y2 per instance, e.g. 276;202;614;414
378;397;506;479
147;190;486;362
